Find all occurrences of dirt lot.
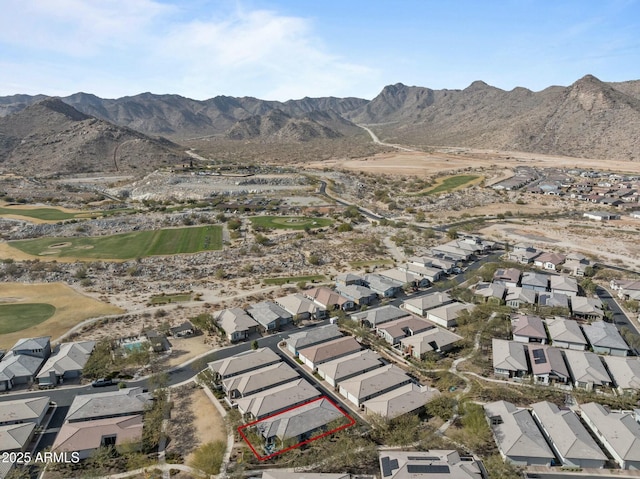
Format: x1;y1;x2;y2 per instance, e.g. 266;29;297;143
309;148;640;177
0;283;123;349
168;384;227;463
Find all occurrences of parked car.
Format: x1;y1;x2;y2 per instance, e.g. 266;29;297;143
91;378;113;387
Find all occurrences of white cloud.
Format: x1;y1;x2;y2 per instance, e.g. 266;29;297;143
0;1;379;100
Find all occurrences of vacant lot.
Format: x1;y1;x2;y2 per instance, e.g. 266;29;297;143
0;303;56;334
263;274;326;285
9;225;223;261
250;216;333;230
0;283;123;348
149;293;192;305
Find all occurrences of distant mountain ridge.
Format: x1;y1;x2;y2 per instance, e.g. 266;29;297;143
0;98;184;176
1;74;640;160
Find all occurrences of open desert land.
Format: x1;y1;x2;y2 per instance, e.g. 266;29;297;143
309;147;640;177
0;282;123;349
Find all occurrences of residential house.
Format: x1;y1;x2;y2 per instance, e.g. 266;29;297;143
144;330;170;353
351;305;409;328
400;327;463;359
376;316;435;345
215;308;260;342
550;275;579;297
304;287;355;312
236;378;321;420
36;340;96;387
208;348;281;381
335;273;364;287
492;268;522;288
545;317;588;350
247;301;293;332
169;321;196;337
511;314;547;344
335;284;377;306
530;401;606;469
534;252;566;271
538;292;570;310
363;384;440;420
53;415;144;460
474;282;506;303
409;255;456;274
378;268;429;288
580;402;640;470
403;292;453;317
610;279;640;301
298;336;362;371
316;350;385;387
528;345;570;385
563;349;611;391
483;400;555;467
378;450;486;479
0;396;49;426
571;296;604;320
222;362;299;401
505;287;537;309
402;263;445;283
0;423;37;455
492;339;529;379
0;336;51;391
583;211;621;221
508;244;540;264
426;302;472;328
602;356;640;394
285;324;343;356
582;321;630;356
262;473;349;479
521;272;549;292
563;253;592;277
338;365;413;408
363;274;404;298
275;293;327;321
53;387;153;459
256;398;346;449
430;243;472;262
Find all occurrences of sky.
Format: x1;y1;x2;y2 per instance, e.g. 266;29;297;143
1;0;639;101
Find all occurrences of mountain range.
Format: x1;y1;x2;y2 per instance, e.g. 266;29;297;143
1;74;639;176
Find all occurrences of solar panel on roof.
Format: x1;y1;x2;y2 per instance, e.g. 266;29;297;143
532;349;547;364
407;464;451;474
407;456;441;461
380;456;398;477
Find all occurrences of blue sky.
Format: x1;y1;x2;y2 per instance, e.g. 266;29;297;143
1;0;639;101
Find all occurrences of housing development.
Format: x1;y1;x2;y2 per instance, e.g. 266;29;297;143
2;76;640;479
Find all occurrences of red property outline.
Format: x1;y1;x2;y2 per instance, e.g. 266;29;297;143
237;395;356;460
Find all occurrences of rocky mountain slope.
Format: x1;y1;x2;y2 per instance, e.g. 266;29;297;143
1;74;640;161
0;98;184;176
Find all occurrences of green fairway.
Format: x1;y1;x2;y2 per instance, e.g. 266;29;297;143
263;275;326;285
418;175;481;196
0;206;82;221
0;303;57;334
9;225;223;260
250;216;333;230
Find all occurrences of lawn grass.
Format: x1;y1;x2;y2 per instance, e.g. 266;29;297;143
9;225;223;260
415;175;481;196
149;293;192;305
250;216;333;230
263;275;326;285
0;205;137;222
0;283;123;349
0;303;56;334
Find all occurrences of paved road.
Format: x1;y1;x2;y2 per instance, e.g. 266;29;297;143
357;124;415;152
596;285;640;355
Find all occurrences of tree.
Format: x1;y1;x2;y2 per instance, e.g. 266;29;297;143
446;228;459;240
337;222;353;232
190;441;226;476
251;340;259;350
307;254;321;266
